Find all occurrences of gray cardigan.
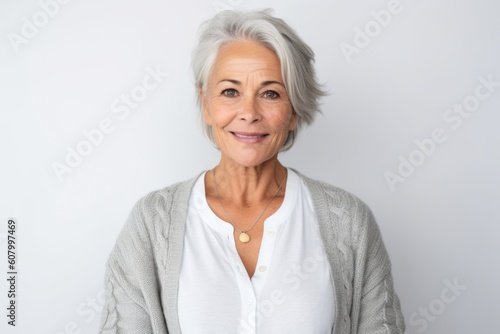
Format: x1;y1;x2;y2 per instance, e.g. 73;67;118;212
99;171;406;333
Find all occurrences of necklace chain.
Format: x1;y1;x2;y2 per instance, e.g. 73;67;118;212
212;168;287;243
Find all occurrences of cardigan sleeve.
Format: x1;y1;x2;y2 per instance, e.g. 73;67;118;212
354;205;406;334
99;248;154;334
99;194;169;334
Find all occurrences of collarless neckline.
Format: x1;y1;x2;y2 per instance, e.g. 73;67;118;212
191;168;299;234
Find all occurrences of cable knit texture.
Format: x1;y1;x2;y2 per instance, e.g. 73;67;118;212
99;170;406;333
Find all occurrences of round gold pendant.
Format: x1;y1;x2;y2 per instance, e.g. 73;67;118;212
239;232;250;243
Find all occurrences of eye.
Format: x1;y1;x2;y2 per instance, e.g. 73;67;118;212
262;90;280;99
222;89;238;97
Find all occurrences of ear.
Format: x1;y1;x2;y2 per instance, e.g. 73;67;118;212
199;86;212;126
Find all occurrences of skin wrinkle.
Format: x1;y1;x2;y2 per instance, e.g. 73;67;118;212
198;39;299;277
200;39;296;200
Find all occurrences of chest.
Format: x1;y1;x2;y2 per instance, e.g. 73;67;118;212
210;199;283;277
178;198;336;333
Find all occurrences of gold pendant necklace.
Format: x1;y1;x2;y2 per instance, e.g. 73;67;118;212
213;169;287;243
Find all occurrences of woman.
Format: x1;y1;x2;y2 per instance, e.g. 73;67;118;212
99;9;406;334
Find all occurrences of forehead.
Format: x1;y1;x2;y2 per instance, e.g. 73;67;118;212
211;40;282;79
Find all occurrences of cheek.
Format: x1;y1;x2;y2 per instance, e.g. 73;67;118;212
212;111;233;128
272;109;295;131
205;101;232;127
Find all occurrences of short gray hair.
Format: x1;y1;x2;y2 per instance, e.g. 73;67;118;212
191;9;327;151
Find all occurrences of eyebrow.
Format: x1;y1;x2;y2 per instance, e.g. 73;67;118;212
217;79;285;88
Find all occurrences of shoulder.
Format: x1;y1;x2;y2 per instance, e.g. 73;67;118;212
292;169;378;245
137;175;199;208
293;169;372;216
130;173;201;220
113;174;201;253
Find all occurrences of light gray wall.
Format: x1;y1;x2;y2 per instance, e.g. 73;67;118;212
1;0;498;333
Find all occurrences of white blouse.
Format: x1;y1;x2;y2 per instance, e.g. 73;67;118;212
178;169;335;334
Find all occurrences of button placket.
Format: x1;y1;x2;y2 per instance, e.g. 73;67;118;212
222;226;258;334
251;221;281;301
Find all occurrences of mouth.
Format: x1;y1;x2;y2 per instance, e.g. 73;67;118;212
231;132;267;138
230;131;268;143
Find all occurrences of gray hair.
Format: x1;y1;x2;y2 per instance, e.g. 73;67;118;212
191;9;327;151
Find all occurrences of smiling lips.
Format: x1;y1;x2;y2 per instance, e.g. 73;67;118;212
231;131;268;144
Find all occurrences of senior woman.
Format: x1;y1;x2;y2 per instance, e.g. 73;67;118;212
99;9;405;334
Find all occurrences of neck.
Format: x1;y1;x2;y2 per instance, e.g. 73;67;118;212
207;156;287;207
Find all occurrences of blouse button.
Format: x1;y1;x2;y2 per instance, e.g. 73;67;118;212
259;265;267;272
267;230;275;237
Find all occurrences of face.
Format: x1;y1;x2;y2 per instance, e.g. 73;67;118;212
201;39;296;168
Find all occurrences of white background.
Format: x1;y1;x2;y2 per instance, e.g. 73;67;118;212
1;0;499;333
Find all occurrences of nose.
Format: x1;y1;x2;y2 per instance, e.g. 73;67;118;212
238;96;261;124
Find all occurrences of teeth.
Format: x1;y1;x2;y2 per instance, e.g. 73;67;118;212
234;133;264;138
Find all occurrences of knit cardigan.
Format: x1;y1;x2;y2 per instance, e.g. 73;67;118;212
99;171;406;333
